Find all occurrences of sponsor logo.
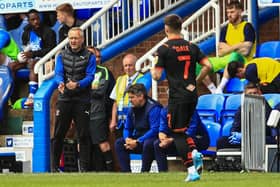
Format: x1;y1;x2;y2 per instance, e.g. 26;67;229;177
0;1;34;10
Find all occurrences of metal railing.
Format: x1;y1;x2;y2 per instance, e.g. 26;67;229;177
136;0;221;99
34;0;186;85
135;0;250;100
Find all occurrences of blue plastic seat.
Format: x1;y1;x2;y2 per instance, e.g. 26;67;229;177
76;9;96;20
220;94;241;125
264;93;280;108
196;94;225;122
255;41;280;59
0;65;14;121
221;120;233;136
203;121;221;147
226;78;248;93
130;154;142;160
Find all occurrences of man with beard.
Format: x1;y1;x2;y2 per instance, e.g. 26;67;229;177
197;0;256;94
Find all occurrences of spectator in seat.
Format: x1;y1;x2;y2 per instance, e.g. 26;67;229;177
216;82;277;150
153;107;206;178
21;9;56;106
227;57;280;93
114;83;161;172
197;0;256;94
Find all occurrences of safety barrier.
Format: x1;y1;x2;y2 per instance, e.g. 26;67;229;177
241;94;266;171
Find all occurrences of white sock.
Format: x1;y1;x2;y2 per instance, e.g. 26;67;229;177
207;83;217;93
29;81;38;85
188;166;196;174
217;77;229;91
28;93;34;98
192;149;198;158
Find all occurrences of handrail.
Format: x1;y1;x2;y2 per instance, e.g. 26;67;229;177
34;0;186;86
34;0;119;84
136;0;249;100
136;0;221;99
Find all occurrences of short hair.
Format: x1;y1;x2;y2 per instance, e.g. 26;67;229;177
226;0;243;10
227;61;244;78
127;83;147;98
27;9;40;18
56;3;74;17
68;27;84;37
164;14;182;32
123;53;137;65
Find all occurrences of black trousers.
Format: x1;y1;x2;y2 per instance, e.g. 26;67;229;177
154;132;196;171
52;100;91;171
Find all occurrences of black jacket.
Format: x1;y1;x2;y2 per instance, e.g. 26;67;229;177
58;19;84;43
90;65;115;120
22;24;56;58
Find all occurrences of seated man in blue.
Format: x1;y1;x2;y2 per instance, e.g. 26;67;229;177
217;82;277;150
20;9;56;106
115;83;162;172
153;107;207;177
186;110;210;151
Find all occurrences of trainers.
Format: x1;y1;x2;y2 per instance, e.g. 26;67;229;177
52;167;64;173
193;152;203;174
185;171;200;182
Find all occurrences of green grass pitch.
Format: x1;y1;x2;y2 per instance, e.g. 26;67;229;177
0;172;279;187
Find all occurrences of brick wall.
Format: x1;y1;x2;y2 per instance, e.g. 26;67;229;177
104;17;280;106
259;17;279;42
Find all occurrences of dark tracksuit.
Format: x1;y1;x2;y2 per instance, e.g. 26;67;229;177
217;101;277;150
115;97;161;172
22;24;56;58
89;65;115;171
52;46;96;171
154;108;209;171
58;19;84;43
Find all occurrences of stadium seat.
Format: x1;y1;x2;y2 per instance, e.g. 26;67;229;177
0;65;13;121
51;20;61;44
221;120;233;136
196;94;225;122
264;93;280;108
255;40;280;59
130;154;142;160
220;94;241;125
225;78;248;93
76;9;96;20
9;17;28;50
203;121;221;147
